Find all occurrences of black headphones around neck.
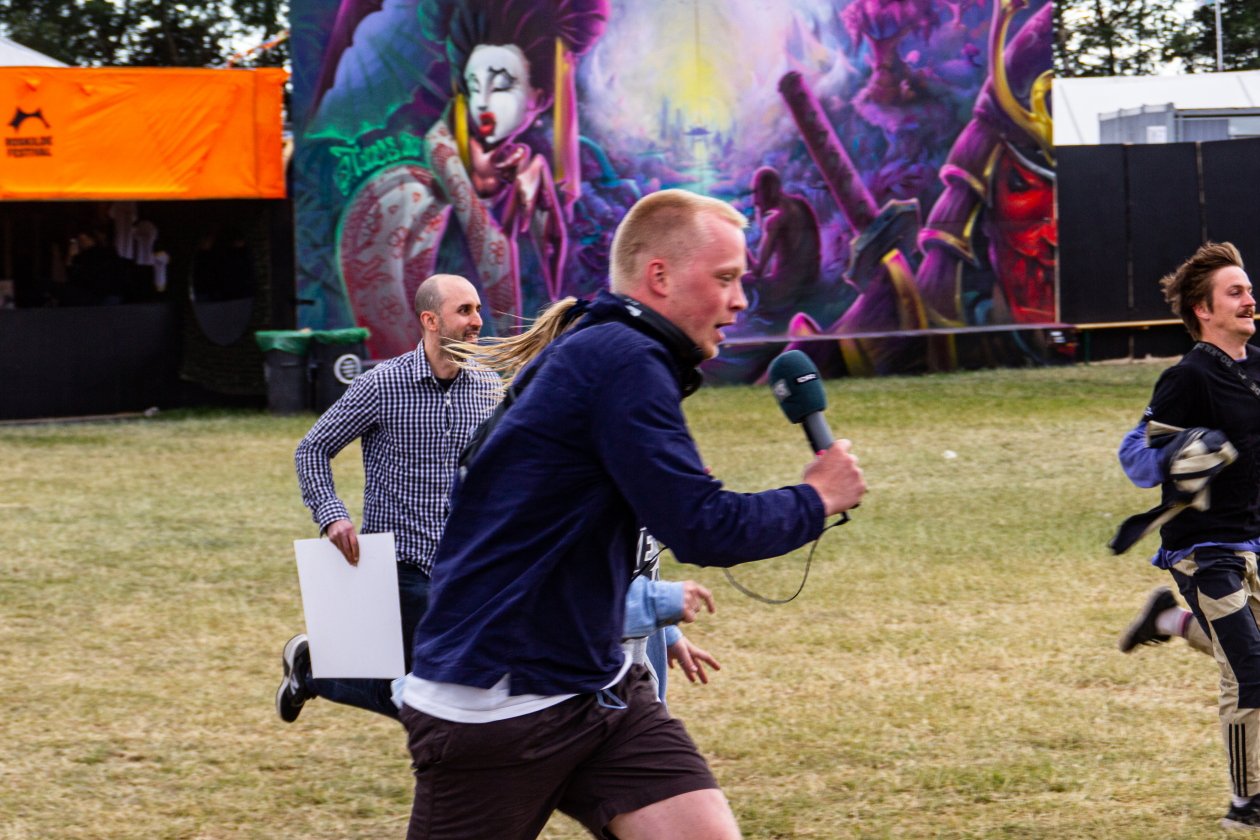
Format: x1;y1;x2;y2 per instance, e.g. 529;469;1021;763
604;294;706;397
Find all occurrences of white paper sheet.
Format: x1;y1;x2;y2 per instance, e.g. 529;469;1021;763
293;532;405;679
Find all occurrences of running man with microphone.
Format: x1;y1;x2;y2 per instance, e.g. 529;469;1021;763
398;189;865;840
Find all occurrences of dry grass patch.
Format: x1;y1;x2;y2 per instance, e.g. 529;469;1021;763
0;361;1240;838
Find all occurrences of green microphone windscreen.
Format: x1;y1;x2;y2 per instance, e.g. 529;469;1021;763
768;350;827;424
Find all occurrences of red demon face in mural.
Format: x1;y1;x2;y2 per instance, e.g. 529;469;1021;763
988;145;1056;324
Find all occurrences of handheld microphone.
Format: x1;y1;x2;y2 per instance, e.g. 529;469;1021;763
768;350;835;453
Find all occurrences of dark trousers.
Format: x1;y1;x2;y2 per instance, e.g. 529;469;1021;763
307;562;429;721
1171;548;1260;797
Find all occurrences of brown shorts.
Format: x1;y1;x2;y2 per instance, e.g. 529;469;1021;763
401;664;719;839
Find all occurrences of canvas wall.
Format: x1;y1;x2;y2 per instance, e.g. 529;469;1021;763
291;0;1055;381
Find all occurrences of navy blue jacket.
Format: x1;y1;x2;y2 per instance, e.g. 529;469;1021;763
411;298;826;695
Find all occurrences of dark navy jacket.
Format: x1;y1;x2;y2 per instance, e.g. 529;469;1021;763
410;297;825;695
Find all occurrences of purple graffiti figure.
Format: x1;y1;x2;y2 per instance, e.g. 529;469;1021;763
336;0;608;356
746;166;822;326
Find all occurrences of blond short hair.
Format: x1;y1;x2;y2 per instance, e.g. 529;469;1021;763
609;189;745;292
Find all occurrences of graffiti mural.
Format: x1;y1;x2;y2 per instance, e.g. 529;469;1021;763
291;0;1056;380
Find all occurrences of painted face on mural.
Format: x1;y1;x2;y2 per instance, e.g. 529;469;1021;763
988;148;1056;324
464;44;542;147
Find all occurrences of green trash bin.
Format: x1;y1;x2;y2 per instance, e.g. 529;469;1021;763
308;327;371;412
255;330;314;414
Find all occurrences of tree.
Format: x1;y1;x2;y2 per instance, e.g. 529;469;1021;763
0;0;288;68
1166;0;1260;72
1055;0;1188;76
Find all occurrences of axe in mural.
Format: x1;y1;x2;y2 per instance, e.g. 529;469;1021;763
779;0;1054;376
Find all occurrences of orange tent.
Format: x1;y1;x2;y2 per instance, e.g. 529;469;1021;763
0;66;285;200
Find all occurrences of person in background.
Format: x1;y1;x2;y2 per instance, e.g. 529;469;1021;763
1115;242;1260;831
276;273;498;723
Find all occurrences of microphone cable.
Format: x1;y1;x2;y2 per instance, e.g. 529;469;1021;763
721;512;851;604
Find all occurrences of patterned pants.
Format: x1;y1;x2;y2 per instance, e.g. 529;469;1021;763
1172;549;1260;798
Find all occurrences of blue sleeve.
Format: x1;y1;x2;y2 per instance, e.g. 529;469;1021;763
1118;421;1163;488
662;624;682;646
622;577;685;638
1118;363;1203;489
593;343;825;568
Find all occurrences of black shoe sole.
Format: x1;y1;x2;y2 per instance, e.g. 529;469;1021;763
1118;587;1175;653
276;635;310;723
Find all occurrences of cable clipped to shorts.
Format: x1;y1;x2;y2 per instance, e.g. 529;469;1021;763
721;512;851;605
596;688;628;710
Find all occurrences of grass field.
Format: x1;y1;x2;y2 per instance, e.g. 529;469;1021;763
0;359;1243;838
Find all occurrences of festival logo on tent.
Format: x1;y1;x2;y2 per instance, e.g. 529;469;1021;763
6;105;52;158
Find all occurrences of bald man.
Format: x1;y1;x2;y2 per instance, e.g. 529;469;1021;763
277;274;501;723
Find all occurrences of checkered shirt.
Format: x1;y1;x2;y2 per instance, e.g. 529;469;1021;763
295;344;502;574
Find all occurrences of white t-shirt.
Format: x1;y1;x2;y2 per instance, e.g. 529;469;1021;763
399;654;631;724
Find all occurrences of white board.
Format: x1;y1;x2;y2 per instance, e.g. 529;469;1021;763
293;532;404;679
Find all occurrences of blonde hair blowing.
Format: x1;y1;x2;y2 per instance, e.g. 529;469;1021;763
610;189;746;292
450;297;586;386
451;192;743;384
